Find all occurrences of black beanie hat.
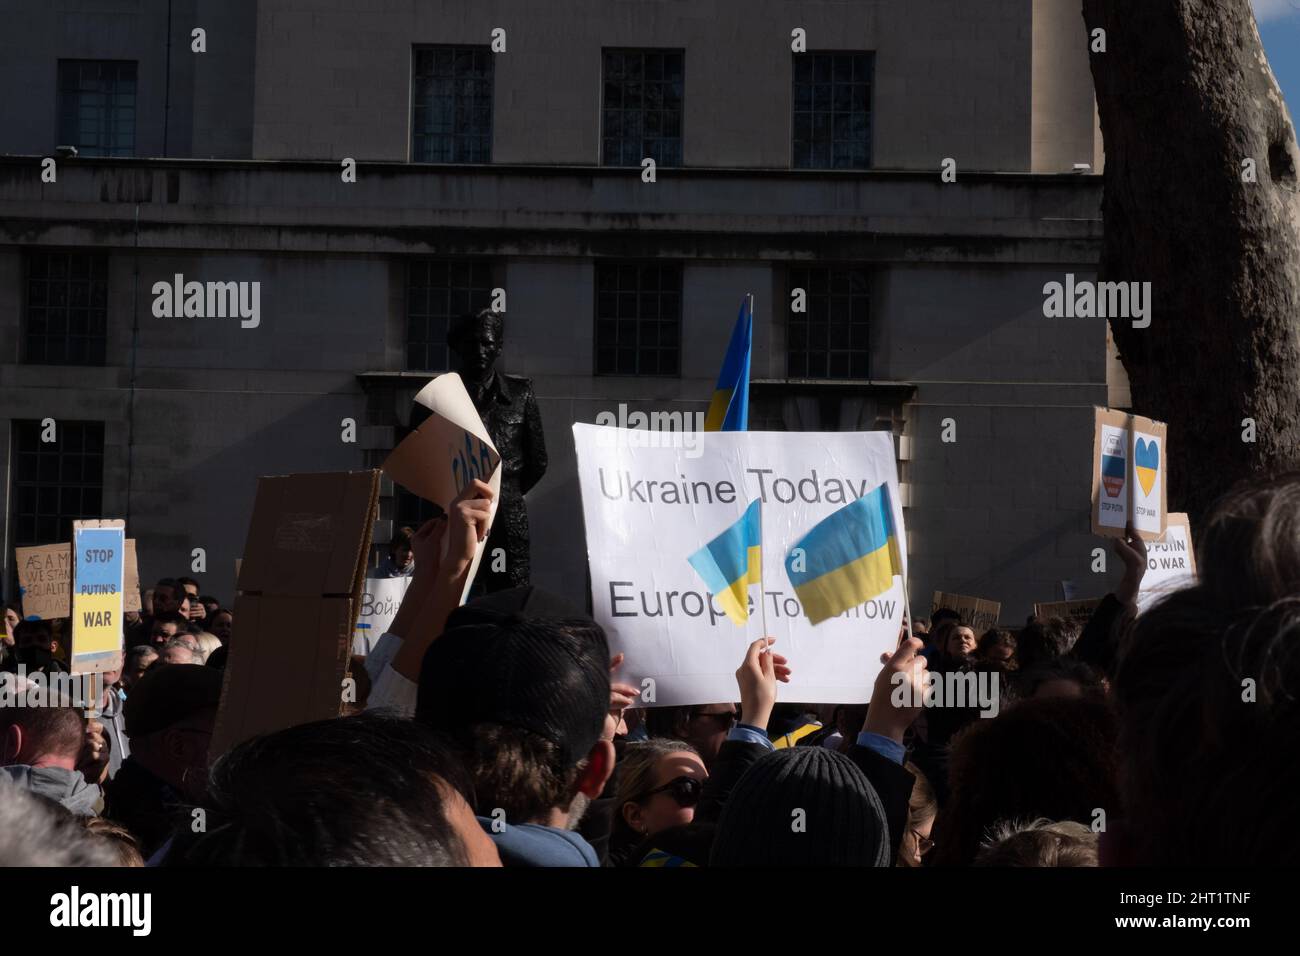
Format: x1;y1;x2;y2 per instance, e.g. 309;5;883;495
415;590;610;768
710;746;890;867
124;662;225;738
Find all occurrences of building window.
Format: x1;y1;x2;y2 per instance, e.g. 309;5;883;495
57;60;137;157
406;259;495;371
602;49;684;167
10;420;105;547
595;262;681;376
792;52;872;169
25;251;108;366
411;46;494;163
787;267;870;379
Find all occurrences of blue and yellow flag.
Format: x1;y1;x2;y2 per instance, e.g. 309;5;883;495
704;298;752;431
785;483;903;625
687;499;762;625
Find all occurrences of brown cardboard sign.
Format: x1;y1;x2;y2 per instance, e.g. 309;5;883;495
212;471;380;759
17;539;140;619
931;591;1001;631
1033;598;1103;628
1092;407;1168;541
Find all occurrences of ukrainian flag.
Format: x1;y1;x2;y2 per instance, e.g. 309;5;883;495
704;298;752;431
688;499;762;625
785;483;903;625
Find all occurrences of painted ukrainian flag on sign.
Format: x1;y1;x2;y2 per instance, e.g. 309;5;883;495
687;499;762;625
785;483;903;625
704;298;752;432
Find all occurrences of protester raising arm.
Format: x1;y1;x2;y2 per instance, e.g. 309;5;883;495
845;636;925;863
1072;522;1148;678
367;480;495;715
694;637;792;824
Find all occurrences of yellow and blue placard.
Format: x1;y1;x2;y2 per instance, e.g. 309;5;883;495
785;483;903;625
704;297;752;432
687;499;762;625
71;522;126;671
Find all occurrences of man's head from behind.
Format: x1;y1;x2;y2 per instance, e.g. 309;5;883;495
163;714;498;867
0;700;84;769
415;589;613;829
123;663;224;802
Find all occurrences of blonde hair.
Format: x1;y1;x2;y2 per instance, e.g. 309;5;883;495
194;632;222;663
615;739;699;814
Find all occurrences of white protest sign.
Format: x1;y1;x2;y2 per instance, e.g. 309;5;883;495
574;425;907;706
1137;512;1196;612
351;576;413;656
382;373;502;602
1092;407;1167;541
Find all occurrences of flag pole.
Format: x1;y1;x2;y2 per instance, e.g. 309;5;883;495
758;496;770;644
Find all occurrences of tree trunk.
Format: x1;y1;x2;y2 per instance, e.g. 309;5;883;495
1082;0;1300;522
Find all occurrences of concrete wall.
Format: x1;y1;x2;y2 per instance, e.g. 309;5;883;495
253;0;1037;170
0;0;255;159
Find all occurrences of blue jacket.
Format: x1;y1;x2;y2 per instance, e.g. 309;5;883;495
477;816;600;867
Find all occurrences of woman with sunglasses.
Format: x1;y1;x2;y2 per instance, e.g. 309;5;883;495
606;739;707;866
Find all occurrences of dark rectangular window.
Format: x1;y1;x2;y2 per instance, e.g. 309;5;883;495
595;262;681;376
602;49;683;167
787;267;870;379
58;60;137;157
792;52;872;169
406;259;495;371
411;45;494;163
10;420;105;547
25;251;108;366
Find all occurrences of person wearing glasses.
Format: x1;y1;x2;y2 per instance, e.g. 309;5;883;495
607;739;707;866
641;703;739;768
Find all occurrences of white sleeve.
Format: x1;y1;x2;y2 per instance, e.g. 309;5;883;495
363;631;402;684
365;663;419;718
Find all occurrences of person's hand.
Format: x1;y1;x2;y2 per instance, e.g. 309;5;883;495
409;515;447;580
445;479;495;580
189;602;206;622
78;718;110;785
735;637;791;732
863;636;928;745
1114;522;1149;605
603;653;640;741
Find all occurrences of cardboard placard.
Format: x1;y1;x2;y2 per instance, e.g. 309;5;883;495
1137;511;1197;612
931;591;1001;631
71;520;126;675
381;373;502;602
1033;598;1103;628
211;470;380;759
1092;407;1168;541
17;538;140;620
351;576;413;656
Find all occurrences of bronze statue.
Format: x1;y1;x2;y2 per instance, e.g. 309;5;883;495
413;308;547;591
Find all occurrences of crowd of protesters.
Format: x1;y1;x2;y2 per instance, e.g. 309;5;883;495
2;469;1298;868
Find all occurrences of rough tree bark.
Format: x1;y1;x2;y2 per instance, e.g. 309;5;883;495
1082;0;1300;522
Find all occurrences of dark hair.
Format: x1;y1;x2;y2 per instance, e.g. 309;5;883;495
198;595;220;610
176;577;200;593
1012;657;1106;700
931;607;962;626
151;611;188;629
930;696;1119;867
1016;616;1080;670
13;619;53;646
642;706;693;741
449;723;587;825
974;818;1099;867
163;714;476;866
977;628;1017;666
126;645;157;666
1112;473;1300;865
155;577;183;594
0;703;85;762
